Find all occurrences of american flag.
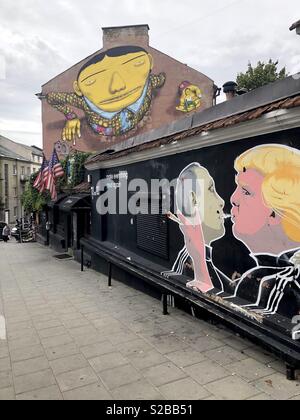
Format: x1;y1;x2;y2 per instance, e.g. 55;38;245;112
46;149;65;201
33;155;49;193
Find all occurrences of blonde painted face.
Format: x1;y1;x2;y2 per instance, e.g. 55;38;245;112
74;52;153;112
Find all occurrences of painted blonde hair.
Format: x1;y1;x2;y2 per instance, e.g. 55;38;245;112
235;144;300;242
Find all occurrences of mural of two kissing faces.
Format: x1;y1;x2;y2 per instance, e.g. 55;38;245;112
46;45;202;143
166;144;300;329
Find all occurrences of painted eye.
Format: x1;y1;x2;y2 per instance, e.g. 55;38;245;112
85;79;96;86
209;185;215;193
134;60;145;67
242;188;251;196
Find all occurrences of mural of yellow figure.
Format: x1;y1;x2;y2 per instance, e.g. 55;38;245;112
42;46;166;142
176;81;202;113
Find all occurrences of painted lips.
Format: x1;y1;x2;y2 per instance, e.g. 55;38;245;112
100;86;142;105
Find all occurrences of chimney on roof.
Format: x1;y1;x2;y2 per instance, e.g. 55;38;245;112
102;24;150;49
289;20;300;35
223;81;238;101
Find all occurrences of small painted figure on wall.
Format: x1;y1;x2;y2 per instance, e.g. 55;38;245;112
43;46;166;142
176;81;202;113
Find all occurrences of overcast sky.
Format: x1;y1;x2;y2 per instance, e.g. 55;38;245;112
0;0;299;147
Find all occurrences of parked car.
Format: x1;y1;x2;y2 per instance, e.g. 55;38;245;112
0;222;6;241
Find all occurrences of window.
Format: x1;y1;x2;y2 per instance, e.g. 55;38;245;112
13;165;17;175
4;164;9;198
13;187;17;197
21;167;25;175
14;207;18;218
136;196;169;260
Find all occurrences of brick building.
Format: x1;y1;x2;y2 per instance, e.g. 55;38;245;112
39;25;217;159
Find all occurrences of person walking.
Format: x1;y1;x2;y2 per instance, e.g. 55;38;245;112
2;224;10;243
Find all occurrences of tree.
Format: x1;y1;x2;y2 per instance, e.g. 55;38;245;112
236;60;288;91
21;173;50;215
22;151;91;215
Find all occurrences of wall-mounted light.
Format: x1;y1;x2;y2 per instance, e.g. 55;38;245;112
87;175;92;184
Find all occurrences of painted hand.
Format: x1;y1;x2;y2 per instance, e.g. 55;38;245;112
62;118;81;143
290;251;300;268
177;210;213;293
177;209;205;262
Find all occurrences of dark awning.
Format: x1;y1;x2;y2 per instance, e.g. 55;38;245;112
47;194;68;209
59;194;91;212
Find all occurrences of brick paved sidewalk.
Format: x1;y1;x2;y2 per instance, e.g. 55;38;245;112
0;241;299;400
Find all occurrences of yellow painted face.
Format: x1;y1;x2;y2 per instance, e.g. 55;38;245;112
75;52;153;112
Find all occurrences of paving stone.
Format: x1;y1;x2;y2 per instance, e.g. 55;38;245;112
2;242;298;401
205;375;259;400
8;334;41;350
108;331;140;346
159;377;211;400
88;352;128;373
68;325;99;338
10;345;46;363
166;348;207;368
0;347;9;359
0;371;13;389
55;367;99;392
60;313;85;322
84;312;109;321
7;327;36;341
144;334;190;355
142;362;187;387
185;335;224;352
128;349;168;370
50;354;88;375
242;346;276;364
116;338;154;357
13;369;56;395
62;318;90;329
80;341;115;359
41;334;74;349
16;385;63;400
12;356;50;377
73;333;108;347
31;314;58;324
183;360;230;385
63;382;113;400
0;387;15;400
112;379;163;400
0;357;11;373
227;358;275;382
247;393;275;400
34;320;63;331
204;346;249;366
222;336;252;351
252;374;300;400
99;364;143;390
38;326;68;339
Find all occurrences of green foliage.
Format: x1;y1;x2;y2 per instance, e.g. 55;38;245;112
21;151;90;213
57;151;91;190
236;60;288;91
21;173;50;214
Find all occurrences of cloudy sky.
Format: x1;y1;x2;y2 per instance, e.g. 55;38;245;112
0;0;299;147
